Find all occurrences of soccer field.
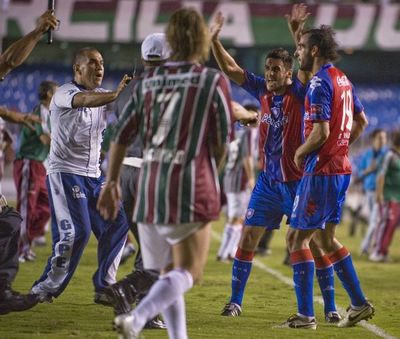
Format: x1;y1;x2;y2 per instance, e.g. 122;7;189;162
1;218;399;339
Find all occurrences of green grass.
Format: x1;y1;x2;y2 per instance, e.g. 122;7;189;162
1;218;399;339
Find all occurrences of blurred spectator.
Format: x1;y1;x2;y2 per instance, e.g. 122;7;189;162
14;80;57;263
369;130;400;262
357;129;388;255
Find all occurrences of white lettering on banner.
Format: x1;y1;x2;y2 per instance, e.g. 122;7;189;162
315;4;375;49
55;0;108;42
4;1;400;50
114;0;137;42
210;2;254;46
375;5;400;50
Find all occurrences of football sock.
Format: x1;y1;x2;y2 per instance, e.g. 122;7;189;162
217;224;233;259
131;269;193;332
162;295;187;339
227;224;242;258
230;248;254;306
329;247;366;307
314;255;336;314
291;249;315;317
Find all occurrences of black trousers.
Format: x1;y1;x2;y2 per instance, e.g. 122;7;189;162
0;207;22;284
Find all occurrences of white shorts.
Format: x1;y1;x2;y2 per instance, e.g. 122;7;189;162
226;191;249;219
138;222;203;271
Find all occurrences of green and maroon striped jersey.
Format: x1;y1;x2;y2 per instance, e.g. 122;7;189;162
16;104;50;162
115;62;233;224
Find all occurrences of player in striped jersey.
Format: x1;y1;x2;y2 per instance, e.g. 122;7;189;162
217;118;255;262
212;5;342;323
97;8;233;339
282;25;372;329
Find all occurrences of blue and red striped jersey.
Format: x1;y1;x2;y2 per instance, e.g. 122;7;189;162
303;63;364;175
241;70;306;182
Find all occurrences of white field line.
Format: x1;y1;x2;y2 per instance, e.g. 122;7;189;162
211;230;397;339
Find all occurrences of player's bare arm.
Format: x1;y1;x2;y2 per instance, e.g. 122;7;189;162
232;101;258;126
0;10;58;80
349;111;368;145
97;142;127;221
294;121;329;169
0;106;41;131
72;74;132;108
210;12;245;85
285;3;313;85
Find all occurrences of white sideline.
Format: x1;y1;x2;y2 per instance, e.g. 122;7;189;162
211;230;397;339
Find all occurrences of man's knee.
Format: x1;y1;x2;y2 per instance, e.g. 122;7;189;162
239;227;264;251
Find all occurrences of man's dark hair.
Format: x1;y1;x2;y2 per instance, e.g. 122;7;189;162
38;80;57;101
371;128;385;139
302;25;340;62
391;130;400;147
73;47;99;65
243;104;259;112
265;48;293;71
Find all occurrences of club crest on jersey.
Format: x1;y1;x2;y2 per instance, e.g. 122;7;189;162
246;208;255;219
309;77;322;94
72;185;86;199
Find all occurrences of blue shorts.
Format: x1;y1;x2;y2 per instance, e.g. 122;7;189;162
244;172;298;229
290;174;351;230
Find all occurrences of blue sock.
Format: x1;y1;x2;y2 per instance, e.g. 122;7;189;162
291;249;315;317
330;247;366;307
315;255;336;314
230;248;254;306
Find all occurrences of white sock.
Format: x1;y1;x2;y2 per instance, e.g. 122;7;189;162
162;295;187;339
131;269;193;332
217;223;233;259
228;224;242;258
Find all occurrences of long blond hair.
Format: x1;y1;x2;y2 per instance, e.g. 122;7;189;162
166;8;211;63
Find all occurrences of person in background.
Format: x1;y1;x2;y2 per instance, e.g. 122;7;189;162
14;80;57;263
358;129;388;255
0;9;58;315
369;130;400;262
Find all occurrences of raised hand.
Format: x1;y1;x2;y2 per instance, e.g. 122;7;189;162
210;11;225;42
285;3;310;39
35;10;58;35
116;74;133;96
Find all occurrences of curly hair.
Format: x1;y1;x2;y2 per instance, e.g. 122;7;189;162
166;8;210;63
265;48;294;71
302;25;340;62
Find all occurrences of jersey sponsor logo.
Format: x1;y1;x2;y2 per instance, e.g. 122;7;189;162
72;185;86;199
309;77;322;94
261;113;288;128
143;148;185;164
246;208;255;219
336;75;350;87
143;73;201;90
